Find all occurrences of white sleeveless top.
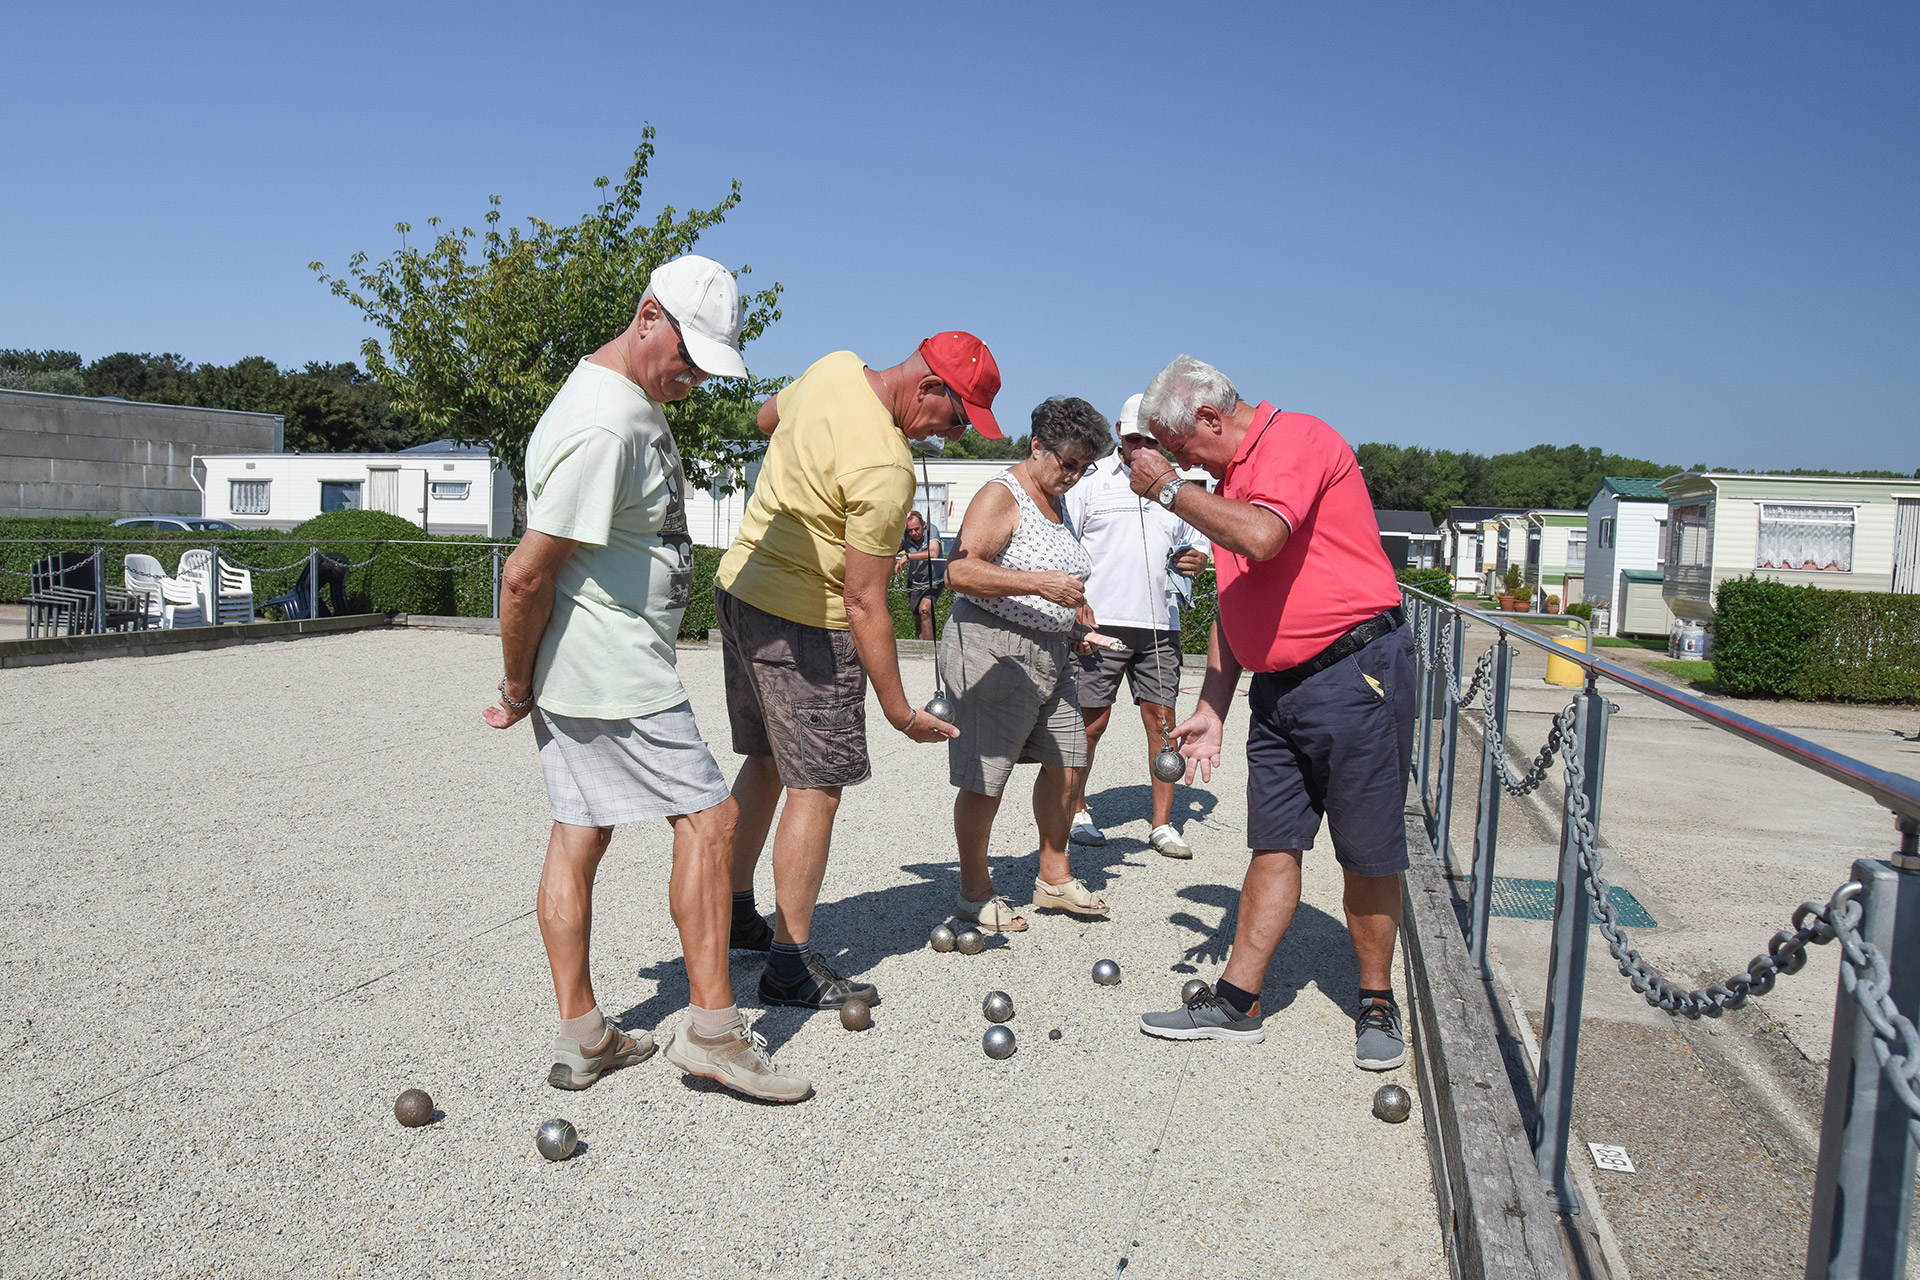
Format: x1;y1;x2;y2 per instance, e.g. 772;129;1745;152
962;470;1092;633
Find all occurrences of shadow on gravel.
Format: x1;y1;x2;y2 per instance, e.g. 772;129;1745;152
1085;782;1218;834
1164;883;1361;1016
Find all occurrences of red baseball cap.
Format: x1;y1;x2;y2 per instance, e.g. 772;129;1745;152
918;331;1003;438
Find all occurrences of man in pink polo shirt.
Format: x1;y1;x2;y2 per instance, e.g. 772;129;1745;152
1124;356;1414;1072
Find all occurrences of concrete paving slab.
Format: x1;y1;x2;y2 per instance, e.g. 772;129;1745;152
0;630;1446;1279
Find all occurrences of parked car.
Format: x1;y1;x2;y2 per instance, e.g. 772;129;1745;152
110;517;239;532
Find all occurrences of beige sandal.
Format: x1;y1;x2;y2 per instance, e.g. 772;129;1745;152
955;891;1029;932
1031;877;1109;917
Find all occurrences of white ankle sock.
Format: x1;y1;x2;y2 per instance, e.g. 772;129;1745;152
560;1006;605;1046
688;1005;743;1039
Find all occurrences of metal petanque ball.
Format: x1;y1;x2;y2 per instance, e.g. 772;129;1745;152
1180;978;1208;1004
535;1117;579;1161
924;692;955;723
1372;1084;1412;1124
839;999;872;1032
929;923;957;953
1091;959;1122;986
982;1025;1017;1060
1152;749;1187;784
982;990;1014;1024
955;928;986;956
393;1088;433;1128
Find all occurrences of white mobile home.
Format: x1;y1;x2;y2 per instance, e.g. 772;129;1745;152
1585;476;1672;637
1660;472;1920;632
195;440;515;537
1442;507;1529;596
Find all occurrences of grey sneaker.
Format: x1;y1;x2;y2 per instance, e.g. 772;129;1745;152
664;1021;813;1103
1354;999;1407;1071
1069;809;1106;846
1139;985;1266;1044
548;1023;655;1090
1148;824;1192;859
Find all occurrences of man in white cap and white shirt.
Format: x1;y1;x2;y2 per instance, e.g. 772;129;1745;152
483;254;812;1103
1063;393;1210;857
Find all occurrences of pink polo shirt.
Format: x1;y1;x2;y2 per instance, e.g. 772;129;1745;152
1213;403;1402;672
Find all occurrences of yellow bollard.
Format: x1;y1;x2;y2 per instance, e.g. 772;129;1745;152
1544;633;1587;686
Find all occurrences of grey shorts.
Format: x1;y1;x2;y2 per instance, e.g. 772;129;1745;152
1074;624;1183;709
1244;627;1416;876
940;597;1088;798
532;703;732;828
716;588;871;790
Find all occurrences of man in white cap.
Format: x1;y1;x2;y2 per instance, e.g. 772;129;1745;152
1063;393;1210;857
484;254;812;1103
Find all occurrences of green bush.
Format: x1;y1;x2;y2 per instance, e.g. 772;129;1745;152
1181;568;1217;655
1396;567;1455;601
1566;601;1594;621
1713;575;1920;703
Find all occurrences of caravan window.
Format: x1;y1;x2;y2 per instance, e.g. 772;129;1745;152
230;480;270;515
1597;517;1614;549
321;481;363;513
430;481;471;501
1670;504;1710;568
1565;532;1586;570
1757;504;1854;573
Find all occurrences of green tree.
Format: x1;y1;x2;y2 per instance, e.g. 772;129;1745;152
311;130;782;496
944;429;1031;459
0;349;86;395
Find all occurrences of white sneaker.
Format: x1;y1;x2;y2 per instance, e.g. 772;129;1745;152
1149;824;1192;859
1069;810;1106;846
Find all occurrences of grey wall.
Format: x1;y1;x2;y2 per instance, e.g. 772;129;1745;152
0;390;281;519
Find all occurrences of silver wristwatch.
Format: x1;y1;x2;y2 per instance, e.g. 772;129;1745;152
1156;477;1188;510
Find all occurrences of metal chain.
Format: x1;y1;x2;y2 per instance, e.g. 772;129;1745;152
1561;702;1845;1015
219;556;314;574
392;553;494;572
1477;678;1567;796
1827;887;1920;1143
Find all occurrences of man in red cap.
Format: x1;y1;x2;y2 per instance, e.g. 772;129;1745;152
716;333;1001;1011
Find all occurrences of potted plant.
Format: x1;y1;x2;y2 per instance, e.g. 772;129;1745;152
1497;567;1527;611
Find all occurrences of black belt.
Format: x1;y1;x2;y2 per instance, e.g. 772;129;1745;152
1267;606;1404;687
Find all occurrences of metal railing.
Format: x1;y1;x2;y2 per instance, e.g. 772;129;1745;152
1403;586;1920;1280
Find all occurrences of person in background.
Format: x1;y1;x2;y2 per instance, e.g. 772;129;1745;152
1064;392;1211;859
939;396;1117;932
717;332;1000;1010
484;254;811;1103
1128;356;1414;1073
896;508;945;641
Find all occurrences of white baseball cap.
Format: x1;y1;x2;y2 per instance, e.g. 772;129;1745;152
1117;392;1148;438
647;255;749;379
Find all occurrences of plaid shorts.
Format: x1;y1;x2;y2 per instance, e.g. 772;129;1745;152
532;703;732;827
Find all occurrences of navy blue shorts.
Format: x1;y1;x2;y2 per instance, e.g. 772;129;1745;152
1244;626;1416;876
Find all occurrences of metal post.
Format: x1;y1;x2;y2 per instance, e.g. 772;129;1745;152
92;543;106;634
492;548;502;620
308;546;320;620
1805;819;1920;1280
1434;613;1464;867
207;545;221;626
1468;637;1513;969
1415;600;1435;811
1534;682;1608;1213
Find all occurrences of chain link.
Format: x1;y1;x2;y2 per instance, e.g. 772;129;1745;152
1827;887;1920;1143
219;556;314;574
392;553;494;572
1477;675;1567;796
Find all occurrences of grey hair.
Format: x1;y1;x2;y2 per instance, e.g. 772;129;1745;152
1029;396;1117;464
1139;356;1240;438
633;284;657;321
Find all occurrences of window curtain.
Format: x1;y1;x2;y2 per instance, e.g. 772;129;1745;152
1756;505;1853;572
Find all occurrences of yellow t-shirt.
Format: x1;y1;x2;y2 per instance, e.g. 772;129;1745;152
717;351;914;629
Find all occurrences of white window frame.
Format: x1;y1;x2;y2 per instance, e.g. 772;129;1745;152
229;479;271;515
429;481;471;501
320;479;364;513
1756;503;1856;574
1671;503;1711;569
1597;517;1614;549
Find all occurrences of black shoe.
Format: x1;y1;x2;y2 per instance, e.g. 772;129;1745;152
730;911;773;952
758;952;880;1010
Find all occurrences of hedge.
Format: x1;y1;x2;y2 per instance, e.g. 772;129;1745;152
1713;575;1920;704
1396;567;1455;601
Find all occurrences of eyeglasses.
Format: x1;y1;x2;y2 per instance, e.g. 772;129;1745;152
1045;447;1091;479
660;308;709;382
944;387;971;430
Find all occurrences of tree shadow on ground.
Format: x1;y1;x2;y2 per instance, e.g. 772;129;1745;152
1160;882;1360;1018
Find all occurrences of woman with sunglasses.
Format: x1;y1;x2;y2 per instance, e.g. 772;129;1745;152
939;396;1117;931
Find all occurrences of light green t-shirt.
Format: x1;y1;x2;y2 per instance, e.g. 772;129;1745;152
524;359;694;719
715;351;914;629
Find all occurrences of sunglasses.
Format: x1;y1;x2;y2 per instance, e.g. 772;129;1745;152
1045;447;1092;479
942;387;973;431
660;308;709;382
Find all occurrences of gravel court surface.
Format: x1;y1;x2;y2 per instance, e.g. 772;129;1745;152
2;629;1444;1279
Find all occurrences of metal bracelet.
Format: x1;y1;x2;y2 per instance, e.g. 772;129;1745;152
497;678;534;710
899;708;920;735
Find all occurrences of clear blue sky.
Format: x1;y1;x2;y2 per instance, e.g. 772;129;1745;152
4;3;1914;472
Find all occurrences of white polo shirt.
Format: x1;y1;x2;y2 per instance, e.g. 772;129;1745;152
1063;454;1209;632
